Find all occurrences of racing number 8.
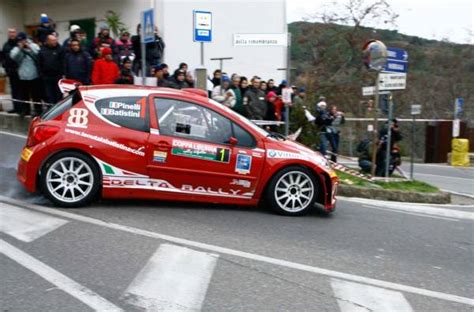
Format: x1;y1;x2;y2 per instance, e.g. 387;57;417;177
216;148;230;163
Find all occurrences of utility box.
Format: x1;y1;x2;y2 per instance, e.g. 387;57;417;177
451;138;470;167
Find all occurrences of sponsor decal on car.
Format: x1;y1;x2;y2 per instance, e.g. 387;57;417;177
65;128;145;157
67;108;89;128
153;151;167;163
230;179;251;188
20;147;33;162
171;139;230;163
267;149;309;160
235;154;252;174
95;158;254;198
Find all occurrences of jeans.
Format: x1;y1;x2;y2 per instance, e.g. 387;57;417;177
19;78;43;115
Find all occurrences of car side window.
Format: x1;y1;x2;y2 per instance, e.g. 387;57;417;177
155;98;234;145
95;96;149;132
232;122;256;148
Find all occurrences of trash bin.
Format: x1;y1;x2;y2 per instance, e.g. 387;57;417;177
451;138;470;166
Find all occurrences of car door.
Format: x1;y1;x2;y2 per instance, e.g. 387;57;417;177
146;95;264;202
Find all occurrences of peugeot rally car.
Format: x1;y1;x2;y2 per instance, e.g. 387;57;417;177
17;81;338;216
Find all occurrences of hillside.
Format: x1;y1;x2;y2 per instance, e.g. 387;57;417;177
289;21;473;121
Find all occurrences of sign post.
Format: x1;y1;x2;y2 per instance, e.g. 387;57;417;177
193;10;212;91
410;104;421;180
141;9;155;85
384;92;393;179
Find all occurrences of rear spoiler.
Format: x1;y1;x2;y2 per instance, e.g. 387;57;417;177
58;79;82;94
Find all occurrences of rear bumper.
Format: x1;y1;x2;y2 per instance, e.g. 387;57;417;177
17;144;50;193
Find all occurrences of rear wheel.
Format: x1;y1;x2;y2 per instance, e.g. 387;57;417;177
40;151;100;208
266;166;318;216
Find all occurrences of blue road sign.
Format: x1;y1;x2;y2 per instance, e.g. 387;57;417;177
193;10;212;42
383;59;408;73
142;9;154;44
387;47;408;61
455;97;464;118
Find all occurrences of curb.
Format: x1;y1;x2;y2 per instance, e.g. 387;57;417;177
338;184;451;204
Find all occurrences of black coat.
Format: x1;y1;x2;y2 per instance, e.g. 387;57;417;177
1;39;18;77
131;34;165;66
64;50;92;84
39;45;64;76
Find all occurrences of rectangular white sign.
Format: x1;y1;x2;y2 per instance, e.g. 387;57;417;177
362;86;390;96
453;119;460;137
379;72;407;90
233;33;288;46
411;104;421;115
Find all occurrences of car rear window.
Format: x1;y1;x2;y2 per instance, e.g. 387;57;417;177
95;96;149;132
42;91;81;121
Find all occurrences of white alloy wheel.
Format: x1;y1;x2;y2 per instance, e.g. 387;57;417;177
273;171;315;213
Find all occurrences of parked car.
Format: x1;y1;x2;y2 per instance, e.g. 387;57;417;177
17;81;338;216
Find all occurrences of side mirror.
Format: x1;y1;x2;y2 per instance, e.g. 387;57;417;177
228;136;238;145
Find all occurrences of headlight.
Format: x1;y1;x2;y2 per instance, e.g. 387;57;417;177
313;154;331;170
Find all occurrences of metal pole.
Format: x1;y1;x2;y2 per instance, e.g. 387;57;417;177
141;15;147;86
370;71;380;177
284;32;292;136
384;92;393;179
410;114;415;180
219;59;224;95
200;42;204;66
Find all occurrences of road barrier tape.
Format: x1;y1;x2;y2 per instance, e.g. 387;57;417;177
1;98;55;106
329;160;375;182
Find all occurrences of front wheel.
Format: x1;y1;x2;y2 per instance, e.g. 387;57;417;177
266;166;318;216
40;151;100;208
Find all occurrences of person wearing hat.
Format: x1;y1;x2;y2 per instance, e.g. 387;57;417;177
64;38;92;85
115;57;134;85
91;47;119;85
167;69;189;89
91;22;115;59
212;75;236;108
293;87;306;107
153;63;170;87
9;32;42;116
114;31;134;62
39;34;65;105
36;14;55;44
62;25;81;49
2;28;22;114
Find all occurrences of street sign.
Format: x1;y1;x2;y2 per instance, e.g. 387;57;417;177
387;47;408;61
379;72;407;90
411;104;421;115
193;10;212;42
362;86;390;96
141;9;154;44
453;119;460;137
233;33;288;46
455;97;464;118
383;59;408;73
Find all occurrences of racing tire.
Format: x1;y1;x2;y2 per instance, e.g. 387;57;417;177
40;151;100;208
266;166;318;216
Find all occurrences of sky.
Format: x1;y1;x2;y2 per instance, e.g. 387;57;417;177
287;0;474;44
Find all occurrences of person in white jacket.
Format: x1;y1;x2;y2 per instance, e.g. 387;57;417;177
212;75;236;108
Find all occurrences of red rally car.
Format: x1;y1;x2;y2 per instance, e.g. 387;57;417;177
17;83;338;216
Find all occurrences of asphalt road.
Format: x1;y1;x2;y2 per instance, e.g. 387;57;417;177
1;132;473;311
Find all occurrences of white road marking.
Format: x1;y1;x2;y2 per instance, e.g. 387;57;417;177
0;203;69;242
441;189;474;199
0;239;123;312
331;278;414;312
363;205;459;222
1;196;473;307
122;244;218;311
0;131;27;139
340;197;474;220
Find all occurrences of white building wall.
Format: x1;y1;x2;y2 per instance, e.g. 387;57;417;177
160;0;287;81
0;0;24;44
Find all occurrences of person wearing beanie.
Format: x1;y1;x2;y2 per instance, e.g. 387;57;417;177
212;75;236;108
114;31;134;63
36;13;55;44
9;32;42;116
91;23;115;59
167;69;189;89
293;87;306;107
115;57;134;84
153;64;170;87
91;47;119;85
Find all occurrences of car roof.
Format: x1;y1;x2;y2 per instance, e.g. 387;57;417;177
78;84;208;103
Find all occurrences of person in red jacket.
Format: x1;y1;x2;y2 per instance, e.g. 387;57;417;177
91;47;119;85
